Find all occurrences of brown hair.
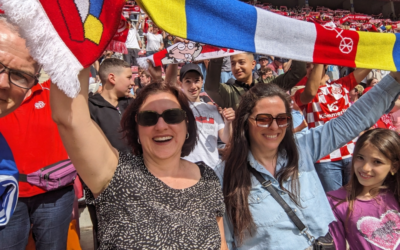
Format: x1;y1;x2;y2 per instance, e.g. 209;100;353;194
99;58;130;84
366;78;378;87
223;83;299;245
140;70;152;79
329;129;400;230
259;68;273;75
120;82;198;157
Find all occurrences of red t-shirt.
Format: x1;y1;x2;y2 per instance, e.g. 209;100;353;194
294;73;358;162
295;76;308;87
0;80;68;197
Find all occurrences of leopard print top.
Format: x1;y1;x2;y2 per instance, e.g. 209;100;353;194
85;153;225;249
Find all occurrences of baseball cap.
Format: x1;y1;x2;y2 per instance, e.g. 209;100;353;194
179;63;203;82
274;57;289;63
259;55;268;60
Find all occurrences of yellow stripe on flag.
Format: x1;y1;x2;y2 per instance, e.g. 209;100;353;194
355;32;397;71
137;0;187;39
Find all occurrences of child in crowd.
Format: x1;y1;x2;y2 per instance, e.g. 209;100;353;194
179;63;235;168
327;129;400;250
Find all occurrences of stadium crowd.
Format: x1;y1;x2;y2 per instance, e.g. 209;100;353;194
2;1;400;250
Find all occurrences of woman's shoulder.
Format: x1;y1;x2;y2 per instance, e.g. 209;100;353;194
196;161;221;182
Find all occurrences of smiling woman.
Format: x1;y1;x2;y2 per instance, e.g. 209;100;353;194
216;75;400;249
50;70;228;249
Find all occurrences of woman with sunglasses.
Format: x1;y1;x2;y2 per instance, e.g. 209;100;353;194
217;71;400;250
50;68;228;249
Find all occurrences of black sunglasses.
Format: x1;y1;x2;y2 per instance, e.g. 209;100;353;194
137;108;186;126
249;113;291;128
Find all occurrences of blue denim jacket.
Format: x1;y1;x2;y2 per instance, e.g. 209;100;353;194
215;75;400;250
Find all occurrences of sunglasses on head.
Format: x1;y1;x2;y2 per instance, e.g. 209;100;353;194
249;113;291;128
137;108;186;126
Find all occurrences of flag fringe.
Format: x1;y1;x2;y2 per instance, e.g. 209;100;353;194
0;0;83;98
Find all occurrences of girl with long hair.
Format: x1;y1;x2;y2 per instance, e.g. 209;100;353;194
328;129;400;250
216;72;400;249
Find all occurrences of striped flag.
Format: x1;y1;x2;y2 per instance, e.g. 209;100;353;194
137;0;400;71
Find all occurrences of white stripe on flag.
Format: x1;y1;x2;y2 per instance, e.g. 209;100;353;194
254;8;317;62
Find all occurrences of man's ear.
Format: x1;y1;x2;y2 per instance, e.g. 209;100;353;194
252;60;256;70
108;73;116;85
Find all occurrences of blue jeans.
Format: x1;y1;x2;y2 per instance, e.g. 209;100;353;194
0;186;74;250
314;158;352;192
146;51;157;56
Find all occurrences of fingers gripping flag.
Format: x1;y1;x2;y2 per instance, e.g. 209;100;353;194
137;0;400;72
0;0;125;97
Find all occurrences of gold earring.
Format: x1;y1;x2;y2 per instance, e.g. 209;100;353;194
391;171;395;176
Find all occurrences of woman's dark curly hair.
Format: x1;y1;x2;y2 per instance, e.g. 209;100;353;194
121;82;198;157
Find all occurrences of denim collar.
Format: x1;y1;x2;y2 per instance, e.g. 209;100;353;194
247;150;288;180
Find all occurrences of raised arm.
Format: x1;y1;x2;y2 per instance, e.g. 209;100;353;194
50;68;119;197
299;64;325;105
204;58;227;108
296;72;400;163
353;68;372;83
272;60;307;91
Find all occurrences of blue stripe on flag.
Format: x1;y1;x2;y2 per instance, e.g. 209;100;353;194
393;34;400;71
185;0;257;52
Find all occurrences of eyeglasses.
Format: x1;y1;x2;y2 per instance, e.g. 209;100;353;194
177;42;195;51
0;61;40;90
137;108;186;126
249;113;291;128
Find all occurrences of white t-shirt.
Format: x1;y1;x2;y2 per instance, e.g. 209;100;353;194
125;27;140;49
146;32;163;52
183;102;225;169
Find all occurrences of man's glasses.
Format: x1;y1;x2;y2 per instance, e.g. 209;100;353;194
249;113;291;128
0;62;40;89
137;108;186;126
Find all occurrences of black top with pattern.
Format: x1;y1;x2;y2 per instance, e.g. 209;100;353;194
85;153;225;250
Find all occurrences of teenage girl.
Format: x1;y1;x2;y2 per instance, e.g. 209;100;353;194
328;129;400;250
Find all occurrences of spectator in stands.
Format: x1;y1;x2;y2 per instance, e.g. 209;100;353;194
51;68;228;249
366;78;378;88
179;63;234;168
0;14;40;231
135;70;152;96
0;79;74;249
204;53;306;110
328;129;400;250
293;64;371;192
163;33;174;48
144;23;164;56
258;55;270;71
89;58;134;153
123;21;142;67
349;84;364;103
267;57;292;75
255;68;275;84
217;72;400;250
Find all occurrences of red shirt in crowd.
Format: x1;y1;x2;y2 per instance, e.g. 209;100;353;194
363;86;397;131
294;73;358;163
0;80;68;197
